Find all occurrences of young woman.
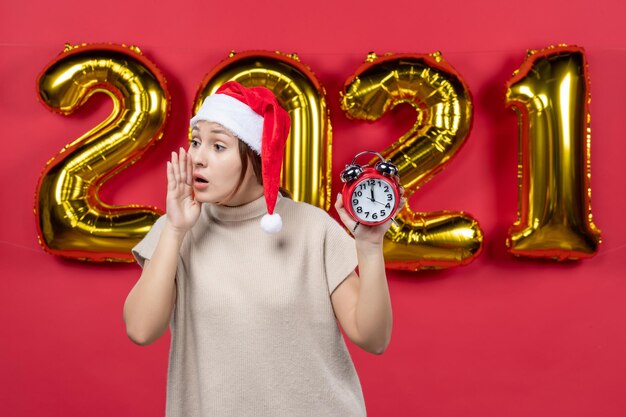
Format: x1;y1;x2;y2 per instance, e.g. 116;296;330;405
123;81;401;417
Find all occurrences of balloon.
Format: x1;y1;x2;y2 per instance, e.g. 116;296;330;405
341;52;483;270
505;45;601;260
35;43;170;262
193;50;331;210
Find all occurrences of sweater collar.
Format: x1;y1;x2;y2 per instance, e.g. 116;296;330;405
206;193;282;222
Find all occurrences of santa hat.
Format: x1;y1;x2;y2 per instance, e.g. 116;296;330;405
190;81;291;233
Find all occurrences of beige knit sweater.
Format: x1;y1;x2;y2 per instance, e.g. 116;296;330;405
132;194;366;417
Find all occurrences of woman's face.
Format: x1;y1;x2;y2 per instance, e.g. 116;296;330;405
189;120;262;206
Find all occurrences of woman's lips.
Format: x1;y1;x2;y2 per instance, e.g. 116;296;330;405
193;175;209;189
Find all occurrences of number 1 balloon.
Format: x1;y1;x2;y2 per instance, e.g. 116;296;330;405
505;45;601;260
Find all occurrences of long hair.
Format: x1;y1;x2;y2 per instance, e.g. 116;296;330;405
228;139;292;200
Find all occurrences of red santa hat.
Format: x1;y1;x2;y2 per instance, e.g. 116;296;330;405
190;81;291;233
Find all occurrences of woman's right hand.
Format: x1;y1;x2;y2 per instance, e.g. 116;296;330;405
165;147;201;233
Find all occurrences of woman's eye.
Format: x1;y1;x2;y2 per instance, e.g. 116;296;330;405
190;139;200;147
214;144;225;151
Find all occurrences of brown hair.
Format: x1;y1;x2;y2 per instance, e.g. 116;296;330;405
230;140;292;199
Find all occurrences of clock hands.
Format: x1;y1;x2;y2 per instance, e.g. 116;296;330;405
366;186;399;225
367;188;387;207
368;198;387;207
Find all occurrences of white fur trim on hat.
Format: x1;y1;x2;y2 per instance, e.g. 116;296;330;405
190;94;264;154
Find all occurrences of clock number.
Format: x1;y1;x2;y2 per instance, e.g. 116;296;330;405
387;194;393;201
505;46;601;259
355;190;363;197
372;213;378;220
384;185;389;192
365;212;370;218
356;206;363;213
341;52;483;269
193;51;332;210
35;44;170;262
380;210;386;217
353;199;359;205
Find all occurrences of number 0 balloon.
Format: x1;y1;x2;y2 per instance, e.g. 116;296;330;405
192;50;332;210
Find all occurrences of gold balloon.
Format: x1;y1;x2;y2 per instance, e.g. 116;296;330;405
341;52;483;270
506;45;601;260
193;50;331;210
35;43;170;262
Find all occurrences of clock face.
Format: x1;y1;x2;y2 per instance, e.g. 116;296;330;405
350;177;397;223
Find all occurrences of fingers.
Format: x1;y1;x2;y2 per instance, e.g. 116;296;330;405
334;193;357;231
334;194;351;221
334;193;344;210
166;161;175;190
171;151;180;185
178;148;187;184
186;151;193;186
170;148;194;189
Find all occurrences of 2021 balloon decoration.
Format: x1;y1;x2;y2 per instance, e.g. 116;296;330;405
35;43;170;262
193;50;332;211
341;52;483;270
505;45;601;259
34;43;600;266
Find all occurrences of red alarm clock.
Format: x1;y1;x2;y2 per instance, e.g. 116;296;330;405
340;151;401;226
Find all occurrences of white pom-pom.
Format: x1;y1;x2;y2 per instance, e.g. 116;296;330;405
260;213;282;233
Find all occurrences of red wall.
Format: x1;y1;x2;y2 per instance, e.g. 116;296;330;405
2;1;625;416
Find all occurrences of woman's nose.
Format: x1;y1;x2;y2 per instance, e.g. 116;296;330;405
190;150;206;166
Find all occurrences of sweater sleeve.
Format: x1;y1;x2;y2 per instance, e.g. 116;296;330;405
323;214;358;295
131;215;167;268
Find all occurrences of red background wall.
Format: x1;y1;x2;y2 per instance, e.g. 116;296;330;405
2;1;625;416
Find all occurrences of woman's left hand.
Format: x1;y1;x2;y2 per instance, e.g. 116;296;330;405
334;192;406;245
